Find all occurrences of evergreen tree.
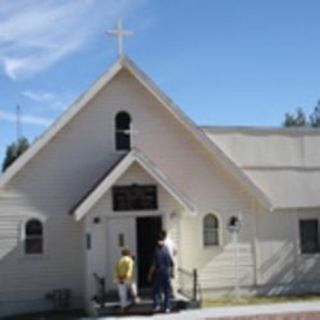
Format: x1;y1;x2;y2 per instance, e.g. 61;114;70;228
309;101;320;128
283;107;307;127
2;137;30;172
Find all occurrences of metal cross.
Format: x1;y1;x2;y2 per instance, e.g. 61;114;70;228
106;19;133;57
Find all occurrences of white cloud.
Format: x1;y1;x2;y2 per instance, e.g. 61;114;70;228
0;110;52;127
0;0;146;80
22;89;70;111
50;101;67;111
22;90;54;103
1;57;27;80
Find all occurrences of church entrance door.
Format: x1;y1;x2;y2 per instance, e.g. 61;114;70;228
136;216;162;289
106;217;136;290
106;215;162;291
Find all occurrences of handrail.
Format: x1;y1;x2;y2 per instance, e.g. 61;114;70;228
92;273;106;308
193;269;198;302
178;267;193;277
178;267;202;304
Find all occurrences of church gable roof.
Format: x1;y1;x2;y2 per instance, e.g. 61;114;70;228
204;126;320;208
72;148;196;220
0;56;271;209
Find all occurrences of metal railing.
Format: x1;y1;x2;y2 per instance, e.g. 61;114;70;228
178;268;202;304
92;273;106;308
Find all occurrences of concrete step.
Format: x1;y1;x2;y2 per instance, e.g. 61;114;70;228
93;296;198;316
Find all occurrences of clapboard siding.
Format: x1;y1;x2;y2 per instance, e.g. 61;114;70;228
199;243;255;288
254;207;320;294
0;192;85;317
179;207;256;291
0;211;84;299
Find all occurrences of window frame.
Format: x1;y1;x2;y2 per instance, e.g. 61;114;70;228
24;218;44;255
114;111;131;152
203;213;220;247
299;218;320;255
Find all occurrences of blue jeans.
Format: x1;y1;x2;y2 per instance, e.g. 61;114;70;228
152;272;171;310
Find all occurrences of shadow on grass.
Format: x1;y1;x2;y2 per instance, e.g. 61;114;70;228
3;310;86;320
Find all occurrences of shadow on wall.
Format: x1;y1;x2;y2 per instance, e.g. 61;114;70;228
194;236;320;295
258;242;320;295
197;241;255;291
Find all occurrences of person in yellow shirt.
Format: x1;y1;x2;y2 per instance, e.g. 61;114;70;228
114;247;140;311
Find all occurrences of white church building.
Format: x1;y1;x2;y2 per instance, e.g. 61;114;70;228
1;54;320;317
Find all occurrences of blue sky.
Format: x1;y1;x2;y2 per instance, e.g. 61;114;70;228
1;0;320;163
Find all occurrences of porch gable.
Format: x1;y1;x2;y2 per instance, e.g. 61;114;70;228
72;148;196;221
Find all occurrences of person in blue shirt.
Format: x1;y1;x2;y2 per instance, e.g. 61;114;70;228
148;233;174;313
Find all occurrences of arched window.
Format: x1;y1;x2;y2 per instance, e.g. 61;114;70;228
25;219;43;254
203;214;219;246
115;111;131;151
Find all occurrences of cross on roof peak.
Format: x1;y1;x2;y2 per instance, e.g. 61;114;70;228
106;19;133;57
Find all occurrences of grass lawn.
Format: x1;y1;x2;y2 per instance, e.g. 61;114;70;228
203;294;320;308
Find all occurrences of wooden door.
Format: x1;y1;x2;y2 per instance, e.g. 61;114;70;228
106;217;136;290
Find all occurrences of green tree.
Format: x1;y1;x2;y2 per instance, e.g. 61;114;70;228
2;137;30;172
283;107;307;127
309;101;320;128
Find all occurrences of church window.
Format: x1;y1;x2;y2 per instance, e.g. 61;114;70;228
203;214;219;246
25;219;43;254
115;111;131;151
112;185;158;211
86;233;91;250
299;219;320;254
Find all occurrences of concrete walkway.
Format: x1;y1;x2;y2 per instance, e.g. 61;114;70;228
94;301;320;319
